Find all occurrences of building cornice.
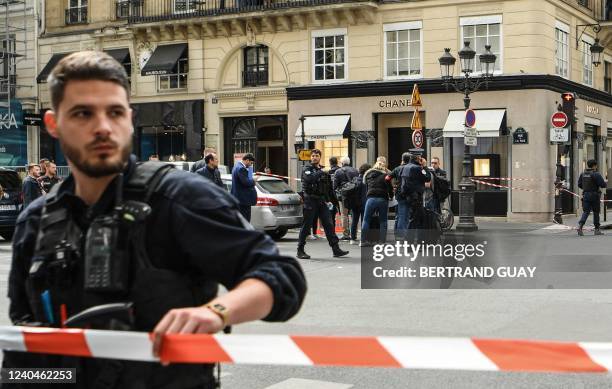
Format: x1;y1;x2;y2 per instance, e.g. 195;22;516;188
213;88;287;99
286;74;612;108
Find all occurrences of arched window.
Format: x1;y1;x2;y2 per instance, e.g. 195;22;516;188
243;45;268;87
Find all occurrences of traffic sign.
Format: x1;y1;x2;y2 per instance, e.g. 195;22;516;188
550;127;569;143
411;109;422;130
464;136;477;146
298;149;311;161
464;127;478;137
551;111;568;128
412;129;423;148
465;109;476;128
410;84;422;107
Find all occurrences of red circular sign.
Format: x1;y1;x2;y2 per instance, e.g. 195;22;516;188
412;129;423;148
551;111;568;128
465;109;476;128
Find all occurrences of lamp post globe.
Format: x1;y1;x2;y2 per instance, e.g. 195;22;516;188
590;38;604;67
478;44;497;78
438;48;456;80
458;41;476;74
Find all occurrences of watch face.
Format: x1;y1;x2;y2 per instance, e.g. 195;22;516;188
213;303;226;312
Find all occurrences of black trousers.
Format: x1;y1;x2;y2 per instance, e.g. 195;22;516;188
299;198;338;247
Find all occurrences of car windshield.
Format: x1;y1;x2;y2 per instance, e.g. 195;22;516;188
257;179;293;194
0;172;21;190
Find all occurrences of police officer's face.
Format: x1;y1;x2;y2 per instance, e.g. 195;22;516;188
44;80;133;178
311;153;321;165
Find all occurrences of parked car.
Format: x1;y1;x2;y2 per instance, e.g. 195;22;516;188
0;168;23;241
221;173;303;240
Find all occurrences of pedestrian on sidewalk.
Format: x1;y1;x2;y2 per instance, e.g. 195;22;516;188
22;163;43;208
333;156;359;241
577;159;607;236
361;157;393;246
348;163;370;245
390;153;410;240
196;152;223;188
231;153;257;221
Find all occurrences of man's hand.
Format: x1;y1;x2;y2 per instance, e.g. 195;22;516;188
152;306;224;359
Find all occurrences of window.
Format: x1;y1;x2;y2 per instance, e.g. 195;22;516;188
583;39;594;86
174;0;198;14
243;45;268;87
312;29;347;82
116;0;142;18
158;55;188;91
315;139;348;168
66;0;87;24
0;36;16;96
555;21;569;78
460;15;502;73
605;61;611;93
384;21;422;79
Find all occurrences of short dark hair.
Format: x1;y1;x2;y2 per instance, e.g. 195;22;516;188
205;154;216;164
48;51;130;111
587;159;598;168
243;153;255;161
401;152;412;164
329;156;338;165
359;163;371;175
311;149;321;156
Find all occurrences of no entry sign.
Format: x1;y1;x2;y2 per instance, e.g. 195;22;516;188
551;111;568;128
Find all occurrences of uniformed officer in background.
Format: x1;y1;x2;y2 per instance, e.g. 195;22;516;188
577;159;607;236
297;149;349;259
5;51;307;389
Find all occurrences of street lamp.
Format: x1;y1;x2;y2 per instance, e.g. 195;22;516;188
591;38;604;67
438;42;497;232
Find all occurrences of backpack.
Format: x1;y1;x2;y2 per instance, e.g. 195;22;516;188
433;174;451;202
340;175;361;202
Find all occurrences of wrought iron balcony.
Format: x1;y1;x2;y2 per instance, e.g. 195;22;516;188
126;0;376;24
65;6;88;25
243;69;268;87
116;0;143;19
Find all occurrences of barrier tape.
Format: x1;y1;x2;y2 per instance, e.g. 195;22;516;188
474;177;542;182
255;172;301;181
470;179;612;203
1;326;612;373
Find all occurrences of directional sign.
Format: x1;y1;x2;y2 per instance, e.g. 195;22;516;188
410;84;422;107
465;109;476;128
411;109;422;130
412;129;424;148
23;113;42;127
298;149;312;161
550;127;569;143
551;111;568;128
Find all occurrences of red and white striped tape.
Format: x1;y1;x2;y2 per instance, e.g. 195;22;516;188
471;179;612;203
255;172;301;181
474;177;541;182
1;326;612;373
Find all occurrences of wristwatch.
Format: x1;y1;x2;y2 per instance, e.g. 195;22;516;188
205;303;229;327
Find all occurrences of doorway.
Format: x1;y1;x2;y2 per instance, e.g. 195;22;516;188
388;127;418;168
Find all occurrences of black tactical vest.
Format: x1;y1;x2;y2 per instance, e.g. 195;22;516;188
581;170;597;192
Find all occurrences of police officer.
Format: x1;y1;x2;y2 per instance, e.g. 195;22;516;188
577;159;607;236
297;149;349;259
400;154;431;234
5;52;307;388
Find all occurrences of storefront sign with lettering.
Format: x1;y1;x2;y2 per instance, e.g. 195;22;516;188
378;99;411;109
585;105;600;115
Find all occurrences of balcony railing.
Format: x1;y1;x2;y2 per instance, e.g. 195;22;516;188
243;69;268;87
116;0;143;19
65;6;88;25
126;0;374;23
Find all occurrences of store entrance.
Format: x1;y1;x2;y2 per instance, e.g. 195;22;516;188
388;127;415;168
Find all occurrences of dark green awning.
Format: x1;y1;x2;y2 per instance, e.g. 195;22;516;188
141;44;187;76
104;48;130;64
37;53;70;83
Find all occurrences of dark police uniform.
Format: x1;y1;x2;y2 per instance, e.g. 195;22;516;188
577;167;607;231
298;163;339;250
400;161;431;230
6;155;307;389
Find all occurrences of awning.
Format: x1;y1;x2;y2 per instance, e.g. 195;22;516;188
104;48;130;64
141;44;187;76
294;115;351;141
37;53;70;83
442;109;506;137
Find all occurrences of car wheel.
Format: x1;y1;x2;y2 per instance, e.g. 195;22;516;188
267;227;288;241
0;231;14;241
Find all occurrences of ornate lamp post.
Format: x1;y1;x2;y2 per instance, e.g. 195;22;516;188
438;42;497;232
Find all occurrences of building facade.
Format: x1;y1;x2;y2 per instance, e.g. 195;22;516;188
35;0;612;219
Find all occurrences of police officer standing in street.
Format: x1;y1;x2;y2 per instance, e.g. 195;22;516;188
298;149;349;259
5;52;307;389
577;159;607;236
400;154;431;235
